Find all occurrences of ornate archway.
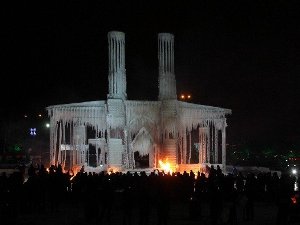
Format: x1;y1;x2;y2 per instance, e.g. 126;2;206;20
131;127;154;168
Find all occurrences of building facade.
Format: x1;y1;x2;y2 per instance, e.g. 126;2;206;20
46;31;231;172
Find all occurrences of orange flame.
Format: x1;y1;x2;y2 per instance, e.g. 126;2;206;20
159;160;173;174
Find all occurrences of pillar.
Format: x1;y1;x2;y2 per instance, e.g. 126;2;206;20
221;122;227;171
107;31;127;100
214;126;218;164
158;33;177;100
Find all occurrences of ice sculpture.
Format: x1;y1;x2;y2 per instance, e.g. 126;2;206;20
46;31;231;173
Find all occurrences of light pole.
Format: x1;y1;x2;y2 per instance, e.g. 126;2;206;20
179;94;192;102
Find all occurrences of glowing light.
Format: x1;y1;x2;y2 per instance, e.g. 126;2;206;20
46;123;50;128
13;144;21;152
291;196;297;204
180;94;192;101
294;182;299;191
292;169;297;174
38;114;42;117
108;167;119;174
30;128;37;136
159;159;172;174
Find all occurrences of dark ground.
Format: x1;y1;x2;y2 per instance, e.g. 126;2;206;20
2;194;299;225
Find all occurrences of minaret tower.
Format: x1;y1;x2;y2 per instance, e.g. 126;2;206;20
107;31;127;100
158;33;178;169
158;33;177;100
106;31;127;170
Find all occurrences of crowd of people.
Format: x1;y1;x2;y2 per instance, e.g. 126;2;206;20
0;164;298;225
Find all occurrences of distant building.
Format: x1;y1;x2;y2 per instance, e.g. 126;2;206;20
46;31;231;172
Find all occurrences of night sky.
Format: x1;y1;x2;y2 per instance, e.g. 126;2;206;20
1;1;299;150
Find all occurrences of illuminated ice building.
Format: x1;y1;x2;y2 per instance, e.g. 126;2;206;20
46;31;231;173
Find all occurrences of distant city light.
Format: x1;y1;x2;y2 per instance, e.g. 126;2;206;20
295;182;299;192
24;115;28;118
30;128;37;136
38;114;42;117
46;123;50;128
292;169;297;175
14;144;21;152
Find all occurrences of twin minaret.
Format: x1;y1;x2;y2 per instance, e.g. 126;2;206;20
107;31;127;100
158;33;177;101
107;31;176;100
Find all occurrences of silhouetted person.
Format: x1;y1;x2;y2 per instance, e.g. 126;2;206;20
216;165;222;177
243;173;255;221
99;176;114;225
189;193;201;221
228;189;238;225
209;186;223;225
84;173;99;224
276;173;293;225
156;176;170;225
138;172;150;225
122;185;134;225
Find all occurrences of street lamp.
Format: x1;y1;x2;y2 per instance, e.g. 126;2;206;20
179;94;192;101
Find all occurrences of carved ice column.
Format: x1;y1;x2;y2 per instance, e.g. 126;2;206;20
183;129;187;163
158;33;178;169
158;33;177;100
199;128;202;163
74;125;86;167
107;31;127;170
188;131;191;164
49;112;57;166
214;126;218;164
58;121;63;166
199;127;205;163
123;129;130;168
200;127;209;163
198;127;201;164
221;119;227;171
207;126;211;164
107;31;127;100
96;145;99;166
106;102;125;170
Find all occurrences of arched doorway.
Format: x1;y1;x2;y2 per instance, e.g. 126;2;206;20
131;127;153;169
134;152;149;168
